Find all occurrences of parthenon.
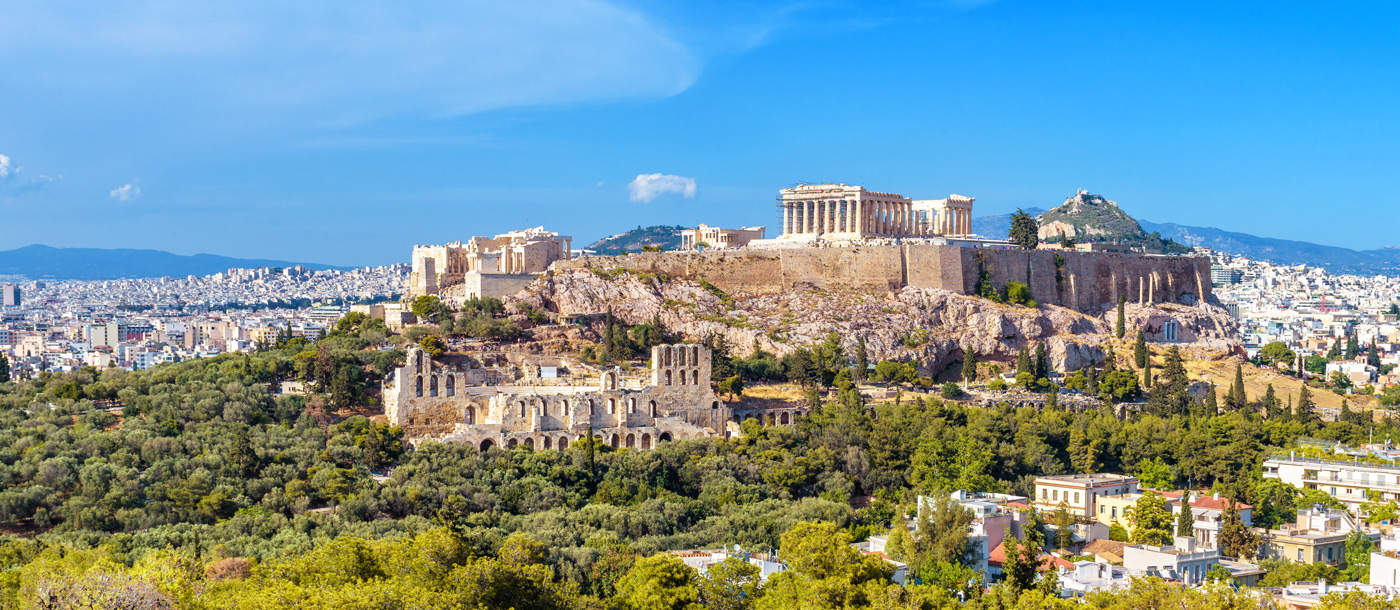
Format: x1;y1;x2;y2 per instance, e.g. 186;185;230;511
775;184;975;241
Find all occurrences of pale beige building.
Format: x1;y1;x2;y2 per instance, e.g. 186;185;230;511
1034;473;1140;519
679;225;765;250
775;183;974;241
409;227;572;298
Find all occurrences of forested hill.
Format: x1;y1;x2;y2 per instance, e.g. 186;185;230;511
0;244;347;280
584;225;684;254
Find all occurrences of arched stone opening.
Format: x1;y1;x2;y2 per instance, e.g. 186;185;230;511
649;400;657;417
429;376;438;397
558;436;568;451
641;434;652;450
479;439;494;452
609;399;617;415
780;412;790;425
543;437;552;450
446;375;455;397
626;433;636;448
660;432;673;443
665;370;672;385
524;437;534;450
692;370;699;385
507;438;518;449
415;376;423;397
767;414;776;426
628;398;636;413
465;406;476;425
611;434;620;448
679;372;686;386
712;401;719;410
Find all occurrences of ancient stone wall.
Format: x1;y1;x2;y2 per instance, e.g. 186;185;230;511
550;245;1210;312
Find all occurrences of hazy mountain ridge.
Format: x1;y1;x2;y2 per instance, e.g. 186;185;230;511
0;244;348;280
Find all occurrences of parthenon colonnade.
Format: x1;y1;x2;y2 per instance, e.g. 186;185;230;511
778;184;975;241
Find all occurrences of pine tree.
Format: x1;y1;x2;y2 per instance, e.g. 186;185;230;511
1341;399;1354;425
1346;333;1360;360
1116;298;1127;339
1328;338;1342;360
1283;395;1294;422
961;347;976;386
1104;344;1117;373
1176;492;1194;538
1034;342;1048;379
1369;342;1382;369
1134;330;1149;369
1018;346;1033;377
0;353;9;384
1205;385;1218;414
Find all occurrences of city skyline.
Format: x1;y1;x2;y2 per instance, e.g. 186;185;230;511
2;1;1398;266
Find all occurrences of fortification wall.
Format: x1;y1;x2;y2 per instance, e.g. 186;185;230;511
550;245;1209;312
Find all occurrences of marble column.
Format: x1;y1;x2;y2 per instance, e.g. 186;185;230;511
828;200;837;235
805;200;814;234
783;203;791;236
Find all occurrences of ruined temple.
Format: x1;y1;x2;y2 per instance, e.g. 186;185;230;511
384;344;740;450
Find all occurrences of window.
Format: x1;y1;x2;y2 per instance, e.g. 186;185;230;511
693;370;699;385
446;375;454;397
415;376;423;397
678;348;686;367
1099;506;1104;514
1297;549;1304;561
429;376;438;397
1053;490;1059;501
692;346;699;363
1112;507;1118;519
1074;492;1081;505
665;370;672;385
1327;548;1334;561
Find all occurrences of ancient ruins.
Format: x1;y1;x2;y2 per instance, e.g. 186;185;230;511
773;183;976;241
382;344;795;450
408;227;572;300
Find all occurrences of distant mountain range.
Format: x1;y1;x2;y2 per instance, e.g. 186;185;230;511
971;206;1400;275
0;245;348;281
1137;221;1400;275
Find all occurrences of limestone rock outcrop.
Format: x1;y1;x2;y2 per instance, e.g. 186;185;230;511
511;269;1240;375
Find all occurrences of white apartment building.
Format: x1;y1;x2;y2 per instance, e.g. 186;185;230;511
1264;453;1400;512
1122;537;1221;586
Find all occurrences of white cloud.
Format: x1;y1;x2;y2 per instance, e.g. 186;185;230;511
628;173;696;203
110;183;141;201
0;155;12;179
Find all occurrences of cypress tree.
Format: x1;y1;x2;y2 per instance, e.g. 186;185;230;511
1134;330;1149;369
1177;492;1195;537
1116;298;1127;339
961;347;976;386
1205;385;1218;414
854;335;869;382
1231;364;1247;411
0;354;8;384
1262;384;1279;419
1369;342;1382;369
1142;357;1153;389
1296;385;1318;426
1104;344;1117;373
1034;342;1048;379
1018;346;1033;377
1346;333;1359;360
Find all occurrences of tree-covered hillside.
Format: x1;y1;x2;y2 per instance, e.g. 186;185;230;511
584;226;684;255
1037;191;1191;254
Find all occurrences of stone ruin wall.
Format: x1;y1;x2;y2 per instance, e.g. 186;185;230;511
550;245;1211;312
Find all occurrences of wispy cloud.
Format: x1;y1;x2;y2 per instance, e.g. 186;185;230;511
628;173;696;203
0;154;12;180
0;1;700;132
110;183;140;201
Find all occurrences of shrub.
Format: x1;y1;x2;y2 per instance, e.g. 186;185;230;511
987;379;1008;392
940;382;963;399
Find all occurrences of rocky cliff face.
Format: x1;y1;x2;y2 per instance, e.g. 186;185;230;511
512;269;1240;375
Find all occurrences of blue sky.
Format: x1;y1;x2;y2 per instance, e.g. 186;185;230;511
1;0;1397;266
